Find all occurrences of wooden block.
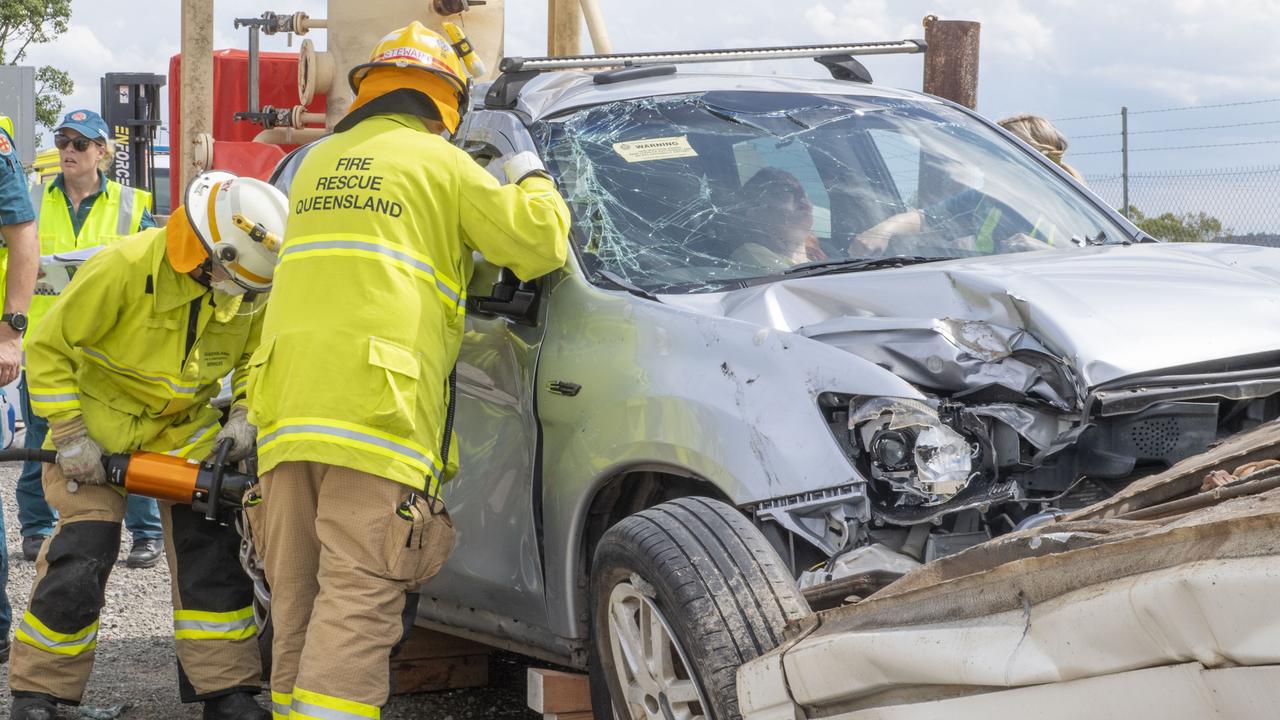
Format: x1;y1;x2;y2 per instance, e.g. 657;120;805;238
392;653;489;695
544;713;593;720
396;626;490;660
528;668;593;714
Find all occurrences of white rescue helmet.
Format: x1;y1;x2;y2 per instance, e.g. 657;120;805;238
185;171;289;295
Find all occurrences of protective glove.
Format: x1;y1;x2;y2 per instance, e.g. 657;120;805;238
50;416;106;486
503;151;553;185
214;405;257;463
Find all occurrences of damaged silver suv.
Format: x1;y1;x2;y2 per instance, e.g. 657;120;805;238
269;41;1280;720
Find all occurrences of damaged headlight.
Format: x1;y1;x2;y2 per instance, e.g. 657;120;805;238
850;397;973;504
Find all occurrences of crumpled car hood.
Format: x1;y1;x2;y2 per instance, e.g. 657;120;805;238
666;243;1280;389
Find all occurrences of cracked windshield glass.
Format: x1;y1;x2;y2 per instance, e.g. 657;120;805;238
537;91;1129;293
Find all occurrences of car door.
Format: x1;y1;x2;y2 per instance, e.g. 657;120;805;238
422;112;551;629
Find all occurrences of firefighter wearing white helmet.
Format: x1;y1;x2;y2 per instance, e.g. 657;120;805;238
186;170;289;296
247;20;570;719
9;171;285;720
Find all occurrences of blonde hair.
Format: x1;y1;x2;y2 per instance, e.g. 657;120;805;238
998;113;1084;182
96;138;114;173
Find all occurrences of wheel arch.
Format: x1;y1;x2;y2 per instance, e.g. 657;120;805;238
572;466;733;637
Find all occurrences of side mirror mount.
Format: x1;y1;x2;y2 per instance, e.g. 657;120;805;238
467;256;540;324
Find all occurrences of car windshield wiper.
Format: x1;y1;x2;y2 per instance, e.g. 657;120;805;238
593;267;662;302
577;252;663;301
781;255;953;278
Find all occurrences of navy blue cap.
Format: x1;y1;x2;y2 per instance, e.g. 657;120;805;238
54;109;109;142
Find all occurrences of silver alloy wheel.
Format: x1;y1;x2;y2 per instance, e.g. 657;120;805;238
607;578;709;720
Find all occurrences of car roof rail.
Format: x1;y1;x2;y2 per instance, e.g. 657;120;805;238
484;38;927;109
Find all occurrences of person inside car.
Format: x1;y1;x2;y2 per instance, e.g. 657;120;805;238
730;168;825;271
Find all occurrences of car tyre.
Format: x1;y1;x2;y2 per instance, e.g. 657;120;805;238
589;496;809;720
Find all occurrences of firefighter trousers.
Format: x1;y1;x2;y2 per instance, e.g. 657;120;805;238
9;462;263;706
251;461;454;719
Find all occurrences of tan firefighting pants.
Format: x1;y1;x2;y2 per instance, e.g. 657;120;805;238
9;463;263;706
251;461;454;719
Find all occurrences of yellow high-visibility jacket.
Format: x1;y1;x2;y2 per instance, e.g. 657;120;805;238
249;113;570;492
26;176;152;330
26;227;263;458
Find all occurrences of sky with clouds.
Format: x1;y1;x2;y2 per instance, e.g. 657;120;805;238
16;0;1280;228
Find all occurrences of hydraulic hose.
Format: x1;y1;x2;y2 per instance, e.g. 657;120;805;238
0;448;57;464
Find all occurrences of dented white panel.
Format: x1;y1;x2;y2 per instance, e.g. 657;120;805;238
834;664;1280;720
740;556;1280;716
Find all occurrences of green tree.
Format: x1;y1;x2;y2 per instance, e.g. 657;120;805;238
1124;205;1226;243
0;0;74;130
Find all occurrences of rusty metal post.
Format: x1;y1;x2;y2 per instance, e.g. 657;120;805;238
922;16;980;109
548;0;582;57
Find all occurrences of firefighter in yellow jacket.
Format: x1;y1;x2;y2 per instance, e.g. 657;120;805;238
9;172;287;720
246;22;570;719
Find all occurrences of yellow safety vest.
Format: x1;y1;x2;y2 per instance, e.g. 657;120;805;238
28;177;152;331
248;113;570;492
26;228;263;457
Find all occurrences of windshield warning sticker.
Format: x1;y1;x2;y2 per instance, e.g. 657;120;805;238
613;136;698;162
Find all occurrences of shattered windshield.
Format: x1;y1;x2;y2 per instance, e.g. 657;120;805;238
535;91;1129;294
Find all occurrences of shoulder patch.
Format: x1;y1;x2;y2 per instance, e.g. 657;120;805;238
0;134;12;156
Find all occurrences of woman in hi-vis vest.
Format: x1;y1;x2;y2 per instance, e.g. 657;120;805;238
16;108;163;569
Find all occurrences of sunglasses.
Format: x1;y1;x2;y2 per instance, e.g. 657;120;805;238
54;134;98;152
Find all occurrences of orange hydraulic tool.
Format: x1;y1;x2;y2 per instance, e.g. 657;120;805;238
1;438;253;521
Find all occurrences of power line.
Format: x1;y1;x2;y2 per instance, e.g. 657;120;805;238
1072;118;1280;140
1073;139;1280;156
1130;97;1280;116
1055;111;1120;122
1057;97;1280;123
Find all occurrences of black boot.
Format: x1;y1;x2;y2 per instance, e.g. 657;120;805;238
11;695;58;720
202;691;269;720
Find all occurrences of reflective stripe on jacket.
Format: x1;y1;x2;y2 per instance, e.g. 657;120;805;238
249;113;570;492
25;228;264;456
26;178;152;332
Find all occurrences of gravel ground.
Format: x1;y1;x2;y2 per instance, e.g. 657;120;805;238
0;460;545;719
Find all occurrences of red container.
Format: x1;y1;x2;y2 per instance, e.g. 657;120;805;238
168;49;326;202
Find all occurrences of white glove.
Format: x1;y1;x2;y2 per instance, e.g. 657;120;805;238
51;417;106;486
503;151;552;185
214;405;257;463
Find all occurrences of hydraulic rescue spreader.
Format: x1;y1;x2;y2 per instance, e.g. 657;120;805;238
0;438;252;521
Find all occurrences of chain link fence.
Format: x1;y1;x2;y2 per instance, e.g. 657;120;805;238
1084;166;1280;244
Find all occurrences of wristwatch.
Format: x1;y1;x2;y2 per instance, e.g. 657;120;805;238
2;312;28;334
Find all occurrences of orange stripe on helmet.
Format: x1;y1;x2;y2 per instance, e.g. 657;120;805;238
229;262;271;285
205;181;224;245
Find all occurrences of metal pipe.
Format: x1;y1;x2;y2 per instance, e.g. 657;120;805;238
1121;106;1130;217
577;0;612;54
253;127;327;144
247;26;260;113
298;14;328;31
502;39;926;72
179;0;214;188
